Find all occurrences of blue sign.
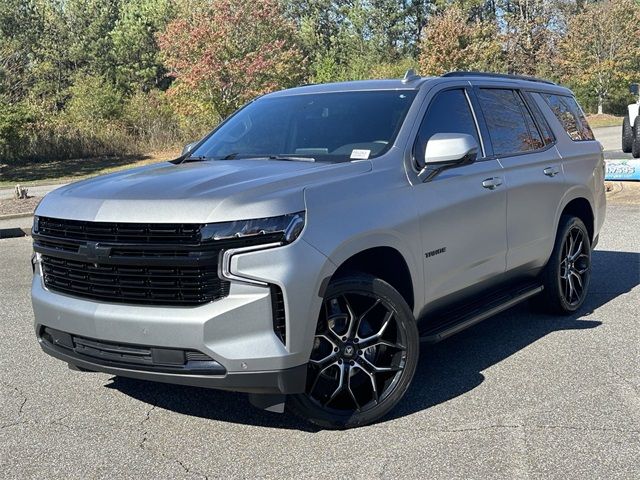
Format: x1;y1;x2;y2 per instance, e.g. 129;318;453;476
605;160;640;181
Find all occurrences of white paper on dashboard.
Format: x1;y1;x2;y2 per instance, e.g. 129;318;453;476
350;149;371;159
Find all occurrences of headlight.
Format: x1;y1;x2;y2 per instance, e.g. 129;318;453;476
33;215;40;234
200;212;305;245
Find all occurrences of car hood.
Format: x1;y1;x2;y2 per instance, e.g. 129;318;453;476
36;159;372;223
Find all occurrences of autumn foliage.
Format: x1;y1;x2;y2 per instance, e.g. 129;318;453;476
559;0;640;114
1;0;639;163
418;7;503;76
158;0;305;119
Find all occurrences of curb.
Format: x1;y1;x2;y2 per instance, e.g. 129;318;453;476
0;212;34;221
0;226;31;239
0;213;33;239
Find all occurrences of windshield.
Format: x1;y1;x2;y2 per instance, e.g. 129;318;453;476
190;90;417;162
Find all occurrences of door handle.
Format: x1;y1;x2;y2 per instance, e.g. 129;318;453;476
482;177;503;190
543;166;560;177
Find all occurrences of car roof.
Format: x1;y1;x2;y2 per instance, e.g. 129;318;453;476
262;72;573;99
263;78;433;98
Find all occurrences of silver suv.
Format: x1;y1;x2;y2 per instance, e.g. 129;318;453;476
32;71;606;429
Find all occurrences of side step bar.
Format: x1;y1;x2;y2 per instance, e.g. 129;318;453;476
420;284;543;344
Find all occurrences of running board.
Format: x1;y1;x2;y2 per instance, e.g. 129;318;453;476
419;283;543;344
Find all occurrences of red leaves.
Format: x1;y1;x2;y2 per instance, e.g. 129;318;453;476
157;0;305;118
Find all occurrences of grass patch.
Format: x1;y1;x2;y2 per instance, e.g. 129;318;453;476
0;148;180;189
586;114;623;129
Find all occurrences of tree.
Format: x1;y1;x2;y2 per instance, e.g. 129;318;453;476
418;6;505;75
0;0;40;103
111;0;175;93
558;0;640;114
158;0;306;119
499;0;558;76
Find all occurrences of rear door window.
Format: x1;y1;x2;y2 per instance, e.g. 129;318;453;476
477;88;544;156
538;93;594;141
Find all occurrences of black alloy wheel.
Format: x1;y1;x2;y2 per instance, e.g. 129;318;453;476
536;215;592;314
289;274;419;429
558;224;591;308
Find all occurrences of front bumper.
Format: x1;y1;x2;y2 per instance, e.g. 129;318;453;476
38;326;306;393
32;238;335;393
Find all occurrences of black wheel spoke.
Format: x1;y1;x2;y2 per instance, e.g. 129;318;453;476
309;362;338;396
342;295;359;339
356;298;381;335
324;362;348;406
359;354;401;373
559;226;591;307
369;339;406;351
358;310;394;346
353;361;379;404
309;350;338;368
347;368;361;411
307;289;408;414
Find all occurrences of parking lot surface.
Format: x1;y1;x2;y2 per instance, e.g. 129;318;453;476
1;203;638;479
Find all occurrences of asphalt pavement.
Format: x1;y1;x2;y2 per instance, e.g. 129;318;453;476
1;205;639;479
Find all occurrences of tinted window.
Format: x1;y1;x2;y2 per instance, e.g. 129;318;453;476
539;93;595;141
414;89;479;165
523;92;555;144
192;90;417;162
477;88;544;155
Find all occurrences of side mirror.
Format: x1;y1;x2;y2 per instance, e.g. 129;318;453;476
418;133;478;182
182;142;198;156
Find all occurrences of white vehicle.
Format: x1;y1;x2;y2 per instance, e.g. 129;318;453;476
622;83;640;157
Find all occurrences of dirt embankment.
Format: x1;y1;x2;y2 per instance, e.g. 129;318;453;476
605;181;640;205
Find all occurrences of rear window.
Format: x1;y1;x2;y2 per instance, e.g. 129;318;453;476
477;88;544;156
538;93;594;141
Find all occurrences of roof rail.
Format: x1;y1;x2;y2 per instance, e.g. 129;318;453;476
442;71;556;85
402;68;421;84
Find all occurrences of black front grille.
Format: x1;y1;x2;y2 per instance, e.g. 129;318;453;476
34;217;231;306
40;327;226;375
37;217;201;244
41;255;229;306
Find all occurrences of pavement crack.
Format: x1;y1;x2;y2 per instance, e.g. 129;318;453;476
141;404;157;426
608;361;639;395
0;420;26;429
138;404;157;448
1;381;28;417
49;413;73;431
419;423;639;435
428;424;523;434
531;424;640;435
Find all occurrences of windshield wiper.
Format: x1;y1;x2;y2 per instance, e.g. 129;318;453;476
268;155;316;162
186;153;315;162
182;155;210;162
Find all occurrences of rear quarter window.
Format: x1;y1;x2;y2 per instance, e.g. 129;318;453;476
538;93;594;141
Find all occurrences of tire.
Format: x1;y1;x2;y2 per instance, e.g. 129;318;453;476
535;215;591;315
632;116;640;158
288;273;419;429
622;114;633;153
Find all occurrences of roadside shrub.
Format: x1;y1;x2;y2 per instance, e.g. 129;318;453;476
64;74;124;131
20;118;138;161
123;90;181;149
0;98;33;163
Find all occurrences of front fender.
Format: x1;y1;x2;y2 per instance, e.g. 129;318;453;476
306;231;424;318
